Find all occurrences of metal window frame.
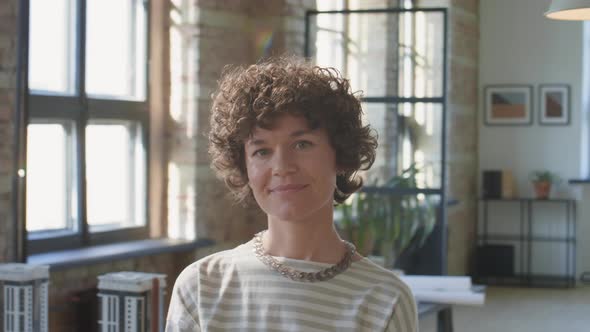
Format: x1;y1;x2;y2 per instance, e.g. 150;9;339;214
18;0;152;256
304;7;448;275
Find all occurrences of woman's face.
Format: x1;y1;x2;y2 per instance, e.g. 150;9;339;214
244;114;338;223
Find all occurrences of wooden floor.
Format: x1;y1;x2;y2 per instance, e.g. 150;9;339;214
420;286;590;332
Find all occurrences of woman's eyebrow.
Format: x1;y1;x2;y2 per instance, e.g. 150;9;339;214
247;138;266;146
247;129;316;146
290;129;314;137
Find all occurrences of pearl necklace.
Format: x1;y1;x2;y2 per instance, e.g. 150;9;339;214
252;230;356;282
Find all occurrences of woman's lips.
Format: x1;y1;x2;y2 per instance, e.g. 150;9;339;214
270;184;308;193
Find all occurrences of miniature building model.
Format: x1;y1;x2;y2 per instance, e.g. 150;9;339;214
0;263;50;332
97;272;167;332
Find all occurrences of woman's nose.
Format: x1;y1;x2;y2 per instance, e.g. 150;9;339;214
272;149;297;176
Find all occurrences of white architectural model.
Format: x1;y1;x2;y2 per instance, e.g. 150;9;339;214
0;263;50;332
97;272;167;332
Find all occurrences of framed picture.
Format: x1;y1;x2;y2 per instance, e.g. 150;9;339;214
484;85;533;126
539;84;570;125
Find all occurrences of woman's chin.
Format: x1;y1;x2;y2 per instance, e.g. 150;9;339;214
269;211;306;223
266;205;313;223
259;195;333;224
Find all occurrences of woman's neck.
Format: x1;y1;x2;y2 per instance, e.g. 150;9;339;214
262;211;349;264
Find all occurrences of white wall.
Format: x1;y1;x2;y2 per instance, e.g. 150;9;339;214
479;0;590;281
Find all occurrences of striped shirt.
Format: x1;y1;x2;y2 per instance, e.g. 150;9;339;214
166;239;418;332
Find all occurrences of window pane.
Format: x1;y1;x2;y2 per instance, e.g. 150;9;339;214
29;0;76;94
362;103;443;189
309;11;444;98
86;122;146;230
26;123;76;232
86;0;147;100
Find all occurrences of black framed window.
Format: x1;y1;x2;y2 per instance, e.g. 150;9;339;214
305;3;448;274
26;0;150;254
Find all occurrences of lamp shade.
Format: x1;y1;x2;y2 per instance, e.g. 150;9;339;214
545;0;590;20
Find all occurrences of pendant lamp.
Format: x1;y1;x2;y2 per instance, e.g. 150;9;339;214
545;0;590;20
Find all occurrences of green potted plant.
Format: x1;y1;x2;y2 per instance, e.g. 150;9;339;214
530;170;560;199
335;183;390;257
335;164;437;269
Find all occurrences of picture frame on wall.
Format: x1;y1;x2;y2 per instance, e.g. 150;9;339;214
539;84;570;125
484;85;533;126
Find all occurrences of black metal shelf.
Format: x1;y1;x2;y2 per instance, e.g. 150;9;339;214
476;199;576;288
568;178;590;184
474;274;575;288
476;234;575;242
478;198;575;203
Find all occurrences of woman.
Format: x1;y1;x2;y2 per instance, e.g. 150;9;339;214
166;56;418;331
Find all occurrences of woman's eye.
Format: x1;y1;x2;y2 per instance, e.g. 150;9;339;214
295;141;313;150
253;149;270;157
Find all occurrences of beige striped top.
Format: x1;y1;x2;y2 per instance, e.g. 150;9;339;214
165;239;418;332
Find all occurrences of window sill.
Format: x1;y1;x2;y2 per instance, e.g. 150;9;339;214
569;178;590;184
27;238;215;271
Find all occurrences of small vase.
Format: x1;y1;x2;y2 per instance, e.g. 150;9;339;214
533;181;551;199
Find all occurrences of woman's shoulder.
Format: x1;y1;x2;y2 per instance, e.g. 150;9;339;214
351;257;414;297
353;257;403;279
175;241;254;285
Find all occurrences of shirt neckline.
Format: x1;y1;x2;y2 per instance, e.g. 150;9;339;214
244;238;369;268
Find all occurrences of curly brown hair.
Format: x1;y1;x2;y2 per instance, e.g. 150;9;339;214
208;56;377;205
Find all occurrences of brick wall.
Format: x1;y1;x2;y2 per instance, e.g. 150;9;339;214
418;0;480;275
0;0;17;263
446;0;479;276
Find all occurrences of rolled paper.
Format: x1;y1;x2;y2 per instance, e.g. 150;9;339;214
412;289;486;306
400;275;472;291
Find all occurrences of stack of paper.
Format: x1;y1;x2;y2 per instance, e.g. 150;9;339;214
399;275;486;306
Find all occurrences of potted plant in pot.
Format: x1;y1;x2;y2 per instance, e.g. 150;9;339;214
530;170;560;199
335;164;437;269
335;190;379;257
